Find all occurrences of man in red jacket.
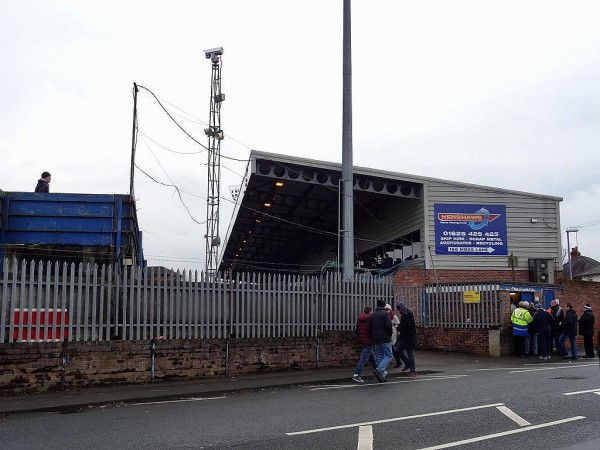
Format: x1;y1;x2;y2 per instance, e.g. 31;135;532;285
352;306;375;383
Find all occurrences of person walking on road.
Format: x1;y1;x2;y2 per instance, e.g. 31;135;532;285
511;301;533;357
385;303;402;368
578;304;595;358
559;303;579;359
369;299;393;382
395;302;417;377
532;303;554;360
352;306;375;383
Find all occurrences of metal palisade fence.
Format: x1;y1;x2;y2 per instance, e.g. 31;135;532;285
0;260;504;344
0;259;396;343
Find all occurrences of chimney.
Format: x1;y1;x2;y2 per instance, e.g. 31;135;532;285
570;247;581;261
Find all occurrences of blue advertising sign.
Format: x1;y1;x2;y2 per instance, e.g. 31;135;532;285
434;204;508;256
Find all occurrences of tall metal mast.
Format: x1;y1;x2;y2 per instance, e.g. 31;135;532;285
203;47;225;276
342;0;354;279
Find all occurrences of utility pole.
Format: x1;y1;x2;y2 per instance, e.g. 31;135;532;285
341;0;354;279
203;47;225;276
129;82;138;199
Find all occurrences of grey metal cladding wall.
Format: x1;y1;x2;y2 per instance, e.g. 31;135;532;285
355;198;423;253
425;180;561;271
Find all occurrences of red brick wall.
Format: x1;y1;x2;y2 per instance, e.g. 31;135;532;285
394;265;529;286
0;331;359;394
417;327;491;354
395;267;600;354
559;279;600;348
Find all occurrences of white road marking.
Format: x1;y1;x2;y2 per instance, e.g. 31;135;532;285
357;425;373;450
469;363;573;371
596;392;600;396
309;375;467;391
496;405;530;426
418;416;585;449
564;388;600;396
286;403;504;435
509;363;596;373
130;396;226;406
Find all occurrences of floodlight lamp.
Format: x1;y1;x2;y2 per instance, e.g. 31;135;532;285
275;181;284;187
203;47;224;58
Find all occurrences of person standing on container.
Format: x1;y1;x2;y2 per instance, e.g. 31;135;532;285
35;171;51;192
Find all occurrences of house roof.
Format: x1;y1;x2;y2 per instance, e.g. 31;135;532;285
562;255;600;278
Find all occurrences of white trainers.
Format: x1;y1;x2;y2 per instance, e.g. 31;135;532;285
352;374;364;383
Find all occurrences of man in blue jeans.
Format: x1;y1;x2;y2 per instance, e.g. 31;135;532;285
369;299;393;382
352;306;375;383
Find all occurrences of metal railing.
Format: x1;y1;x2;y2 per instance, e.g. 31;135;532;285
0;260;504;343
1;259;396;342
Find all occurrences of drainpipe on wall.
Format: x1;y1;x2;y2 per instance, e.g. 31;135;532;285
150;337;156;382
60;338;68;390
225;339;230;377
316;337;321;368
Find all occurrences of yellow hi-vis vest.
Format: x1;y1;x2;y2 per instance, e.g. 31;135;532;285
511;307;533;336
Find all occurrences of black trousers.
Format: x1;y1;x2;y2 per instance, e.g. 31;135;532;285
583;335;595;357
513;335;525;356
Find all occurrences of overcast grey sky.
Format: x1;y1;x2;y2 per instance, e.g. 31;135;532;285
1;0;599;271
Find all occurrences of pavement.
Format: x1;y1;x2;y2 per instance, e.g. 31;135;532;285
0;351;576;416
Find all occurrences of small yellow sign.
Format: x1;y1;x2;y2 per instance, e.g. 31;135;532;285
463;290;481;304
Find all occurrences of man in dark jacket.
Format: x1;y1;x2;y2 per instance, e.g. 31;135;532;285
352;306;375;383
395;302;417;377
369;299;392;382
549;300;564;355
35;171;51;193
578;304;596;358
559;303;578;359
532;303;554;360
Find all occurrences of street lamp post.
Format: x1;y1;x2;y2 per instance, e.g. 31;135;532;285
565;227;579;280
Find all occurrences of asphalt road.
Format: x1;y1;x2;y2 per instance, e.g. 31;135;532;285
2;358;599;449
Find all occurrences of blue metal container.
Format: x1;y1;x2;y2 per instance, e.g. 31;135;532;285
0;191;144;272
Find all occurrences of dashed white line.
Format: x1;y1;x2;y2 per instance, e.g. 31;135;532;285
418;416;585;449
130;396;226;406
357;425;373;450
509;363;596;373
309;375;467;391
564;388;600;396
286;403;504;435
496;405;530;426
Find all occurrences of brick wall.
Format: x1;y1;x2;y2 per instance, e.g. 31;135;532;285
0;331;359;394
395;267;600;354
394;265;529;286
417;327;491;354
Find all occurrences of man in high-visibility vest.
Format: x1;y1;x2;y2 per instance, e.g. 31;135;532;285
511;301;533;357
